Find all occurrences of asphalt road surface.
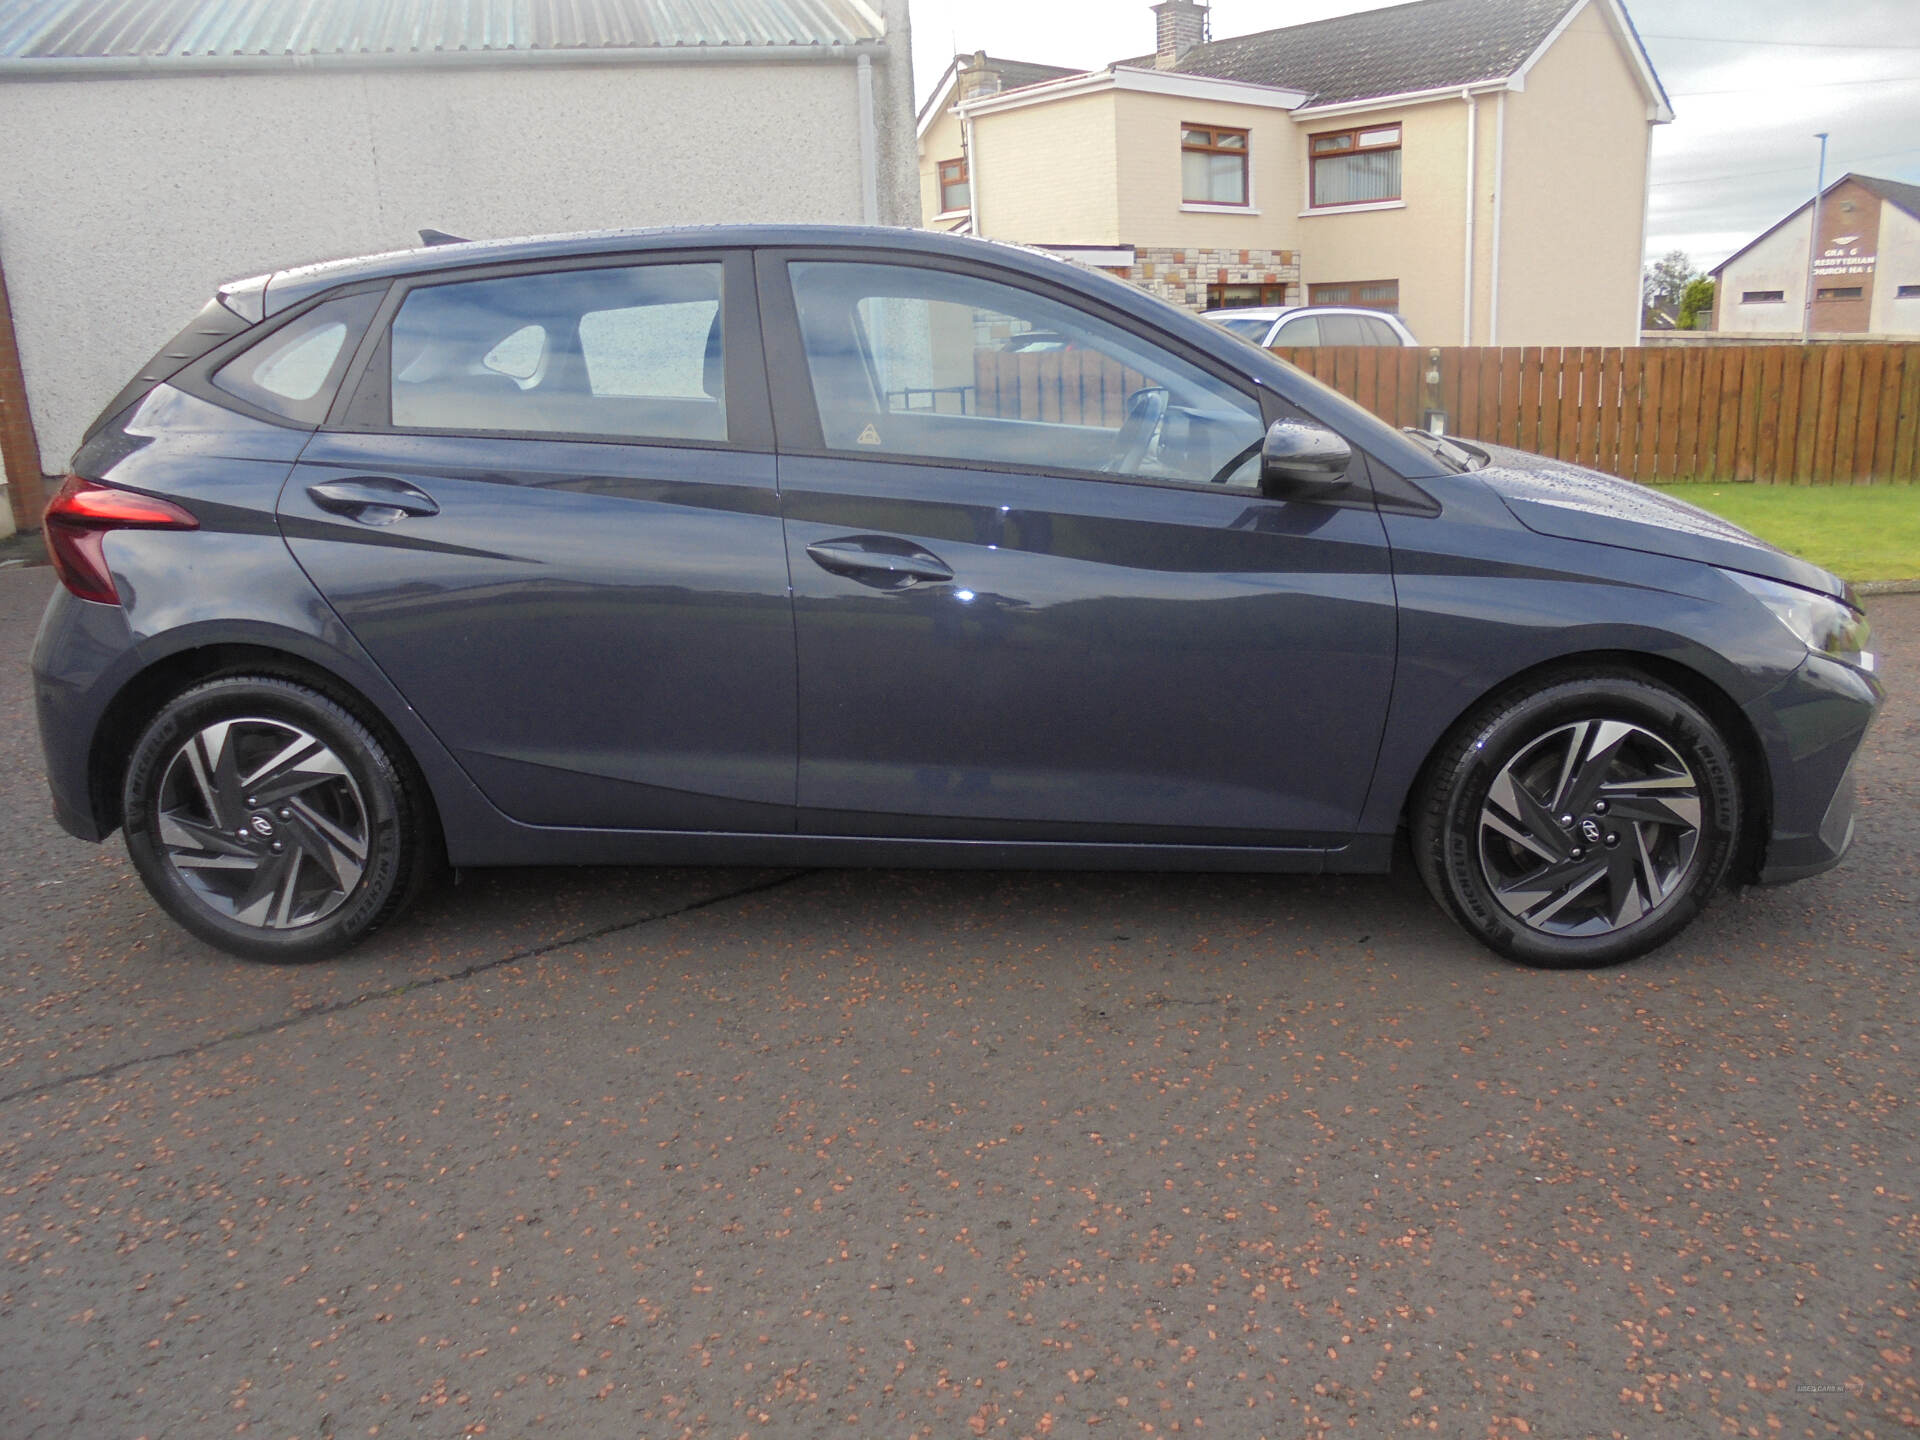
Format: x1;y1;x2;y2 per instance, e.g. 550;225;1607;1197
2;563;1914;1440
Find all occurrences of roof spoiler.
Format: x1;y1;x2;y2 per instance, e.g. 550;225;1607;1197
418;229;469;247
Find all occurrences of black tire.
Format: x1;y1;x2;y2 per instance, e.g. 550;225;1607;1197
122;676;430;962
1412;669;1740;969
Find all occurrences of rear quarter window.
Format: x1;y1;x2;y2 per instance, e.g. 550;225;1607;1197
212;292;382;425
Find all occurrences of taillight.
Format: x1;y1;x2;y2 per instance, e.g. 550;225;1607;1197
43;475;199;605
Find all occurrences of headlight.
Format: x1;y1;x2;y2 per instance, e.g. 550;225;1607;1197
1728;570;1874;672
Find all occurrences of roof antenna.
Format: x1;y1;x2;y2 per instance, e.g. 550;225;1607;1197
418;228;469;247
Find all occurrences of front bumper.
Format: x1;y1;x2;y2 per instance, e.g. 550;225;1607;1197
1746;651;1883;885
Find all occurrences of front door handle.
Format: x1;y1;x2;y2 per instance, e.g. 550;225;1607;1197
806;536;954;588
306;476;440;525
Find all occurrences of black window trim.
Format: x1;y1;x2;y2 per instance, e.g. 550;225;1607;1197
750;245;1379;503
325;248;775;454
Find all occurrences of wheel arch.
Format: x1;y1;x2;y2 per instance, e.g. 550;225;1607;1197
88;641;445;862
1400;649;1773;883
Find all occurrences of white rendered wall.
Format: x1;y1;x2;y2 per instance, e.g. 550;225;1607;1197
1715;212;1810;334
0;61;872;473
1869;201;1920;335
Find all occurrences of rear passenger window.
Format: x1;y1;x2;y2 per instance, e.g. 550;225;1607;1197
1316;314;1368;346
1362;316;1402;345
389;263;725;442
213;292;380;424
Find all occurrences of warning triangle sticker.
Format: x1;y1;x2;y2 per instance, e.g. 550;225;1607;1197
856;423;882;446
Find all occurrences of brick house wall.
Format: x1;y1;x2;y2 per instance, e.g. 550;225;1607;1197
1106;246;1301;311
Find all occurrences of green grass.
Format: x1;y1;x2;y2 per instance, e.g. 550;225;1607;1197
1649;483;1920;583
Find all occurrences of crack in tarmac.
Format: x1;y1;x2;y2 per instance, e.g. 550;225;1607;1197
0;868;815;1110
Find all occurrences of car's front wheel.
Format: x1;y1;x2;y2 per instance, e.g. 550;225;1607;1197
1413;670;1741;968
122;676;430;962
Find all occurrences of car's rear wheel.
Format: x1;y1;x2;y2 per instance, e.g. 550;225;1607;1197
1413;670;1740;968
122;676;428;962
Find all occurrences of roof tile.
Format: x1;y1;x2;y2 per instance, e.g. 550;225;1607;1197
1855;173;1920;223
1118;0;1582;107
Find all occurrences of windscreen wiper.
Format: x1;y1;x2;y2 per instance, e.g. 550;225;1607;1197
1402;427;1488;471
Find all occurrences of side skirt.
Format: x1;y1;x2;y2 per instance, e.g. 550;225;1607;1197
443;827;1398;876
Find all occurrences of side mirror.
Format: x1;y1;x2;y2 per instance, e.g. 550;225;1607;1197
1260;420;1352;497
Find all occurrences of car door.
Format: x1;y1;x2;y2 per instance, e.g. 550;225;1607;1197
278;250;797;833
759;250;1399;847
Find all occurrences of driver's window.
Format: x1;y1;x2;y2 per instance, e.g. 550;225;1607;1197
787;261;1266;488
1271;316;1320;347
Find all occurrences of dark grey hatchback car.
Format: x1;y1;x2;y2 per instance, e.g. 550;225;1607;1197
33;226;1882;968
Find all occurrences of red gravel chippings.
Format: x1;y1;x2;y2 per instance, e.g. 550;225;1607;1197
1;569;1914;1440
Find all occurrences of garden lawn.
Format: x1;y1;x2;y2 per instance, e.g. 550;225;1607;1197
1650;483;1920;584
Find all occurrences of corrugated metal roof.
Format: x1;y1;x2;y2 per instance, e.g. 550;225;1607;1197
0;0;883;60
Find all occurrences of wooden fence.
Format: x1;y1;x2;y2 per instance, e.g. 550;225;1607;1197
973;350;1149;427
1273;343;1920;485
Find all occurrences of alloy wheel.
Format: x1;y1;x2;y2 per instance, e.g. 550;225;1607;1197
1476;719;1703;937
155;716;370;930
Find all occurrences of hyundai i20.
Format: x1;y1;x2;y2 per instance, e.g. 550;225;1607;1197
33;227;1881;967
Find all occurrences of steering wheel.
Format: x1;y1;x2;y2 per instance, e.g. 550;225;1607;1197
1102;387;1169;473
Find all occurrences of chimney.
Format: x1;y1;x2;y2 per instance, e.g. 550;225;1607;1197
1152;0;1208;69
958;50;1001;100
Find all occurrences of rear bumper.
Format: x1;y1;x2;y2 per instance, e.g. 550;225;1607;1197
31;586;141;844
1746;652;1883;885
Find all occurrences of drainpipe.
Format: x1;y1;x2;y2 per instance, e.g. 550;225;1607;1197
1461;89;1477;346
856;53;879;225
963;111;980;235
1633;123;1653;340
1488;91;1506;346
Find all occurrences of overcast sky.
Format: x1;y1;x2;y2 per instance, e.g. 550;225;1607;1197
905;0;1920;272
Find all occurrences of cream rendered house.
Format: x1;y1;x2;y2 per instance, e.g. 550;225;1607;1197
917;0;1669;348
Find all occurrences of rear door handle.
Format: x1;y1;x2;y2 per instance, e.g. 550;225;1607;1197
306;476;440;525
805;536;954;588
